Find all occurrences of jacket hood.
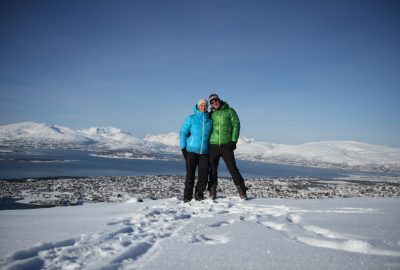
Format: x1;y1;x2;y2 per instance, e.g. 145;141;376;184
193;104;209;116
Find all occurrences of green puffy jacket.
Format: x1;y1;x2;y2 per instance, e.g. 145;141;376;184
209;101;240;145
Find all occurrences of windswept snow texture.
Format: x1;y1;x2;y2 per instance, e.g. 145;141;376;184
0;198;399;269
1;122;400;172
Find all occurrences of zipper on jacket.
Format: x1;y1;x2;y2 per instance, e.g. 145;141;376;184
200;113;204;154
218;112;221;145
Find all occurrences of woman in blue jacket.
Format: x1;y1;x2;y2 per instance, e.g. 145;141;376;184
180;99;212;202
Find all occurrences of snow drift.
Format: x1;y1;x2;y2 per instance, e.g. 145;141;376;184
0;197;399;269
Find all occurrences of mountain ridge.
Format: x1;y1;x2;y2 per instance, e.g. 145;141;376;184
1;122;399;172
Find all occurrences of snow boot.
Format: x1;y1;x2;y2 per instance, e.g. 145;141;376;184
209;185;217;200
183;188;193;203
236;185;248;200
183;193;192;203
195;192;205;201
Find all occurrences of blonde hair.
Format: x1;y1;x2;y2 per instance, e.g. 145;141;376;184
198;99;208;108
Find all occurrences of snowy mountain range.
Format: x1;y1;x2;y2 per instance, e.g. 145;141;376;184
1;122;400;172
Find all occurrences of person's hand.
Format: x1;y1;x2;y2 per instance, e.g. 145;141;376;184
182;148;188;159
229;141;237;150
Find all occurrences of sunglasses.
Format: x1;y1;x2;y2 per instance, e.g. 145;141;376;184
210;99;219;105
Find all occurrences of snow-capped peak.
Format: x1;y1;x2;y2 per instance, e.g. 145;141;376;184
0;122;90;143
79;127;133;141
77;127;143;149
144;133;180;147
239;136;256;144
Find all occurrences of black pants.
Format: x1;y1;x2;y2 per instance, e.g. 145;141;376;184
208;144;246;190
184;152;209;200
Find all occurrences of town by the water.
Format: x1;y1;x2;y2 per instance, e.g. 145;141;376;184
1;176;399;209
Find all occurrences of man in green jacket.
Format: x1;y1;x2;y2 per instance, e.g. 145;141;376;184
207;94;248;200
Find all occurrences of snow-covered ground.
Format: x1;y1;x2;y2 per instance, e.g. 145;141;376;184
0;197;399;269
1;121;400;172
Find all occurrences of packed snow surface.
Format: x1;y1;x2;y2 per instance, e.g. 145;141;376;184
1;122;400;172
0;197;399;269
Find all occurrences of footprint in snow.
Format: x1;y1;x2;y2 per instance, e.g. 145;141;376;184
209;219;235;228
189;233;230;245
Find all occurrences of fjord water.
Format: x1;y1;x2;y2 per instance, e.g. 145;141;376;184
0;149;378;180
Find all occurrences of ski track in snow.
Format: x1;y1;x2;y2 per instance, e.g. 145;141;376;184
1;197;400;269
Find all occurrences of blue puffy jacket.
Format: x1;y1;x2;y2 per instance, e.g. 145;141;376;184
180;105;213;154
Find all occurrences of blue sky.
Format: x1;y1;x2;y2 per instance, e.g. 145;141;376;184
1;0;399;146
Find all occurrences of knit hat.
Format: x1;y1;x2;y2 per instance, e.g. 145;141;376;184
208;94;219;102
198;99;208;107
